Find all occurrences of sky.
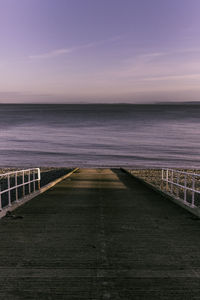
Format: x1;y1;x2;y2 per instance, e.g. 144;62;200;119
0;0;200;103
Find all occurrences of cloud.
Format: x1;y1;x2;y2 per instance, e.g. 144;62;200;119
29;48;73;59
139;48;200;62
143;73;200;82
139;52;168;59
29;36;121;60
110;46;200;81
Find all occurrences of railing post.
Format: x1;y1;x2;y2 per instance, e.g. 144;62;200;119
191;176;195;207
22;170;25;197
166;169;169;191
8;175;11;206
171;170;173;194
28;170;31;194
176;173;179;198
15;173;18;202
184;174;187;203
33;171;36;192
161;169;164;189
38;168;41;190
0;186;2;211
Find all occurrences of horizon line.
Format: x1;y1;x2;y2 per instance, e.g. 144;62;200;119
0;101;200;105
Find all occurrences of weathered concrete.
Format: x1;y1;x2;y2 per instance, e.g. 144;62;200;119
0;168;200;299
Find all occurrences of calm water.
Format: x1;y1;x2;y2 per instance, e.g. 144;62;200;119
0;103;200;168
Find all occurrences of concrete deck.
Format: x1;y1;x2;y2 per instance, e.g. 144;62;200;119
0;168;200;299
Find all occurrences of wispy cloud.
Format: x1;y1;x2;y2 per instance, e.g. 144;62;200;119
139;47;200;61
143;73;200;81
29;48;73;59
139;52;168;59
110;46;200;80
29;36;121;59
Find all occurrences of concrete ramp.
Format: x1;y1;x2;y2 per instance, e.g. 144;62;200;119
0;168;200;299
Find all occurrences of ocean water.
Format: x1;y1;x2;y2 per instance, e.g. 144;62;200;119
0;103;200;169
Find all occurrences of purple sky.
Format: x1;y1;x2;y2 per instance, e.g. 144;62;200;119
0;0;200;103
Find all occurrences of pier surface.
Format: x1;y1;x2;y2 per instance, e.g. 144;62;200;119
0;168;200;299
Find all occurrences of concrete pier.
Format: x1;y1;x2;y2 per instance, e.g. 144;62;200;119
0;168;200;299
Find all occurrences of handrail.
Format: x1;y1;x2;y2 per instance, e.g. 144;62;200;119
162;168;200;178
0;168;40;210
0;168;40;178
162;168;200;208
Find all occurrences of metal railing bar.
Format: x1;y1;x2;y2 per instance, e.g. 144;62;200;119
162;179;200;194
162;168;200;178
0;168;40;177
0;168;40;211
0;178;40;195
161;168;200;209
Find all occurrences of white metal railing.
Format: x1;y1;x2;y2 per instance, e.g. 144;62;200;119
0;168;40;210
162;168;200;208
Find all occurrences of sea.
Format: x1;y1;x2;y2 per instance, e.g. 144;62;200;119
0;103;200;169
